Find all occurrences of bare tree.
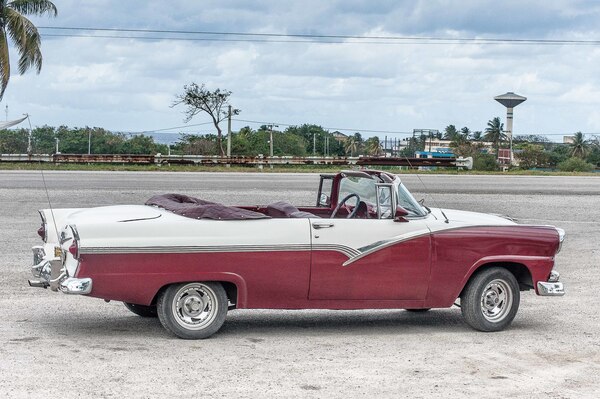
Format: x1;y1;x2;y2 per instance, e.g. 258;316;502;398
173;83;240;156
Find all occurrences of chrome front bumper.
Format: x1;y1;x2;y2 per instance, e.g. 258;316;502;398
28;245;92;295
537;270;565;296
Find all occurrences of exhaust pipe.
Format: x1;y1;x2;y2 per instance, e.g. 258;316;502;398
28;279;49;289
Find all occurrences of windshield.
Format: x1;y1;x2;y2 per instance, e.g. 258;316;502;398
338;174;426;218
397;182;427;217
339;176;377;206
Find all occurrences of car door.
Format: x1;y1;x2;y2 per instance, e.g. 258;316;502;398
308;217;431;300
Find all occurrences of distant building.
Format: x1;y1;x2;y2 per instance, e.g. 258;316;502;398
331;131;348;142
563;136;575;144
414;139;453;158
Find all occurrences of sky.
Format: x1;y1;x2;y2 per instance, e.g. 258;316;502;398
5;0;600;142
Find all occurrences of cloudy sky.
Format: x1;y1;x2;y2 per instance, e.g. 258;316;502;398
6;0;600;142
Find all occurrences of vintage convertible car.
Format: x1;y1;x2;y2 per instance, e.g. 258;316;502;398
28;170;565;339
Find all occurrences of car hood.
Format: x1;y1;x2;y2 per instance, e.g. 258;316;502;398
429;208;516;226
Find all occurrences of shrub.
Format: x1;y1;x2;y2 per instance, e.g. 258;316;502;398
557;157;595;172
473;153;498;171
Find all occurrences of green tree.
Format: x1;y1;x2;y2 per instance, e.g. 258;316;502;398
460;126;471;139
450;140;484;158
548;144;570;168
173;133;217;155
0;0;57;99
231;126;254;155
364;136;382;156
484;117;506;150
344;133;363;156
443;125;459;141
31;125;56;153
570;131;589;158
517;144;548;170
587;136;600;166
473;153;498;171
558;157;594;172
0;127;27;152
173;83;240;156
284;124;344;156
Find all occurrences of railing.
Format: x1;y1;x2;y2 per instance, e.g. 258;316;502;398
0;153;473;169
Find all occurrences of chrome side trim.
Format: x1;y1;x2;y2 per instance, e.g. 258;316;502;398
81;244;313;255
313;244;361;258
81;243;361;259
344;229;431;266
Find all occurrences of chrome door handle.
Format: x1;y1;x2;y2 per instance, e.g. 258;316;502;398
312;222;334;229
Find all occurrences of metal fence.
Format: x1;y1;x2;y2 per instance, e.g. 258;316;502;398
0;153;473;169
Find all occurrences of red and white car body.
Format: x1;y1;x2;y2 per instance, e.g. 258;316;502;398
29;170;565;339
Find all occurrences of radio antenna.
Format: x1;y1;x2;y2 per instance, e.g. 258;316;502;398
27;114;60;239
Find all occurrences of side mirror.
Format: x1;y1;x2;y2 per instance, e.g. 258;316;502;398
394;206;409;222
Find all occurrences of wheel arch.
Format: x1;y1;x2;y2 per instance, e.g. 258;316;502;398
458;261;533;298
149;273;246;308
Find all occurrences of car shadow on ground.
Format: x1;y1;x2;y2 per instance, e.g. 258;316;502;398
27;307;537;340
220;308;468;337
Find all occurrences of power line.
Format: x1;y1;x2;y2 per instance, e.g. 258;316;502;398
139;121;214;133
233;118;414;135
38;26;600;46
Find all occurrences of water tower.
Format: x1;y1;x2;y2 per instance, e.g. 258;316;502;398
494;92;526;165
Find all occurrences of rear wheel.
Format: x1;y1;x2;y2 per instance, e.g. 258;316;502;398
123;302;158;318
460;267;520;332
157;282;228;339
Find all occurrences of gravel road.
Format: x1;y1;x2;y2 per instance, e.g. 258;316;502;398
1;170;599;398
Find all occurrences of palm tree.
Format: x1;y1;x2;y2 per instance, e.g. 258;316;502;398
344;133;362;156
570;131;589;158
0;0;57;100
443;125;459;141
364;136;382;156
484;117;506;149
460;126;471;140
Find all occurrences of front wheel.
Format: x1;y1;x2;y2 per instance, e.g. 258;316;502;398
157;282;228;339
460;267;520;332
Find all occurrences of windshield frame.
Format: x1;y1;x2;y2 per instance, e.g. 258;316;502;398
393;177;428;217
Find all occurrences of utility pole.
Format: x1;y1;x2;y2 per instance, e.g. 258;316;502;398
55;137;60;154
313;133;316;156
25;113;32;155
269;125;274;158
88;130;91;155
226;105;232;168
268;124;278;169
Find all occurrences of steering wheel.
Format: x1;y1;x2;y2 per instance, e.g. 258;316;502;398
330;193;361;219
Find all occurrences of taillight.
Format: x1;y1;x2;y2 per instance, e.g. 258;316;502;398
37;224;46;242
69;241;79;259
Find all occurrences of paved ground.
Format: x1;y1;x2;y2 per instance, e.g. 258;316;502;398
1;171;599;398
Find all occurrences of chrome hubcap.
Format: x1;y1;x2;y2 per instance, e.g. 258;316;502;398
172;283;218;330
480;279;513;322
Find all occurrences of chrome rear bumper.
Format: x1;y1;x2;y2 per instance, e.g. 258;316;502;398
28;245;92;295
59;278;92;295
